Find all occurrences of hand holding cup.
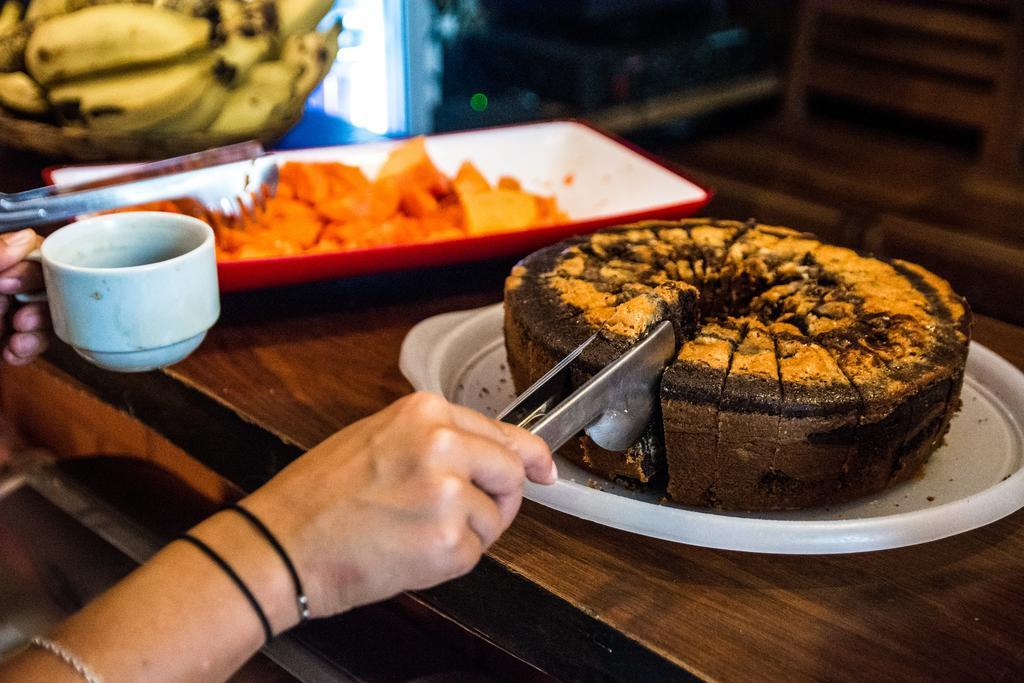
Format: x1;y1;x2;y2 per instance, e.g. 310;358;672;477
0;229;50;366
14;212;219;372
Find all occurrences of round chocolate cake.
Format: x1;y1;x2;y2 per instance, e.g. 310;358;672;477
503;220;971;511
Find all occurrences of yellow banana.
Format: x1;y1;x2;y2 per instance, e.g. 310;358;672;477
152;0;217;18
0;70;49;114
25;0;149;22
214;0;277;41
277;0;333;39
49;53;220;132
150;81;228;133
26;5;213;85
0;0;21;32
215;33;271;85
280;18;340;107
0;22;30;72
208;60;299;136
24;0;68;22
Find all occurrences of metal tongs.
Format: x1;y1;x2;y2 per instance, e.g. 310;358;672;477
0;141;279;231
498;321;676;452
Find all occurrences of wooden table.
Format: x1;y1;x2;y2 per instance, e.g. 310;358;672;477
4;148;1024;681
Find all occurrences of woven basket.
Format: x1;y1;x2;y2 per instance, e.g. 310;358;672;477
0;109;303;161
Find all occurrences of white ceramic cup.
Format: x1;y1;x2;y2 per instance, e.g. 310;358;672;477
17;212;220;372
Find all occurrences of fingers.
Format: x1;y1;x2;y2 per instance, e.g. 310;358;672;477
4;331;48;365
447;402;556;485
0;261;44;295
393;393;555;527
462;482;506;549
427;428;523;498
423;429;524;526
0;230;41;273
0;299;52;368
448;529;484;581
12;303;50;333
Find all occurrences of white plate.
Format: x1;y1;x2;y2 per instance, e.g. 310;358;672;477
399;304;1024;554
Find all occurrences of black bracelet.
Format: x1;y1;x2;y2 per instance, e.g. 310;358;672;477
224;502;310;623
177;533;273;644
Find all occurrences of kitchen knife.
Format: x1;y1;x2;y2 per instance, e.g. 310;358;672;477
498;320;676;452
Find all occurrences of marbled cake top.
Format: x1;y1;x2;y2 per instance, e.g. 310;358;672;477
505;220;971;420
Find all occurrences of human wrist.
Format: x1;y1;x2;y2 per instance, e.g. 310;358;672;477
223;501;311;623
189;510;301;636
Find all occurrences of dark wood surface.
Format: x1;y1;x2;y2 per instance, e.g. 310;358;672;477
658;118;1024;326
5;135;1024;680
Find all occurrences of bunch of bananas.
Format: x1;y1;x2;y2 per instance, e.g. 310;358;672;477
0;0;339;137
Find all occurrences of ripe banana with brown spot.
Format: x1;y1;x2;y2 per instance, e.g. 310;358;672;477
0;71;49;114
49;53;222;132
280;18;340;108
152;0;217;19
207;59;300;136
26;5;214;85
214;0;277;41
0;22;30;72
215;33;271;85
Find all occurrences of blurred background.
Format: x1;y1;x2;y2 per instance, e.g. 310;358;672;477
291;0;789;141
0;0;1020;323
289;0;1024;325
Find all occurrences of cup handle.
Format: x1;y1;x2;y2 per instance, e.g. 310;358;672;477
13;248;47;304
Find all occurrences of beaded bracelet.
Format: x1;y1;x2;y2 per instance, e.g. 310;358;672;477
30;636;102;683
224;502;310;623
177;533;274;644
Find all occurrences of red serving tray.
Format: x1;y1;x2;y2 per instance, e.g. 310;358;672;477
47;120;711;292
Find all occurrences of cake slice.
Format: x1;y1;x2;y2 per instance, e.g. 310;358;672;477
661;319;745;504
563;282;700;485
715;319;784;509
773;329;861;508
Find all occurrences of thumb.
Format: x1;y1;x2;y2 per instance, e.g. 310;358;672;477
0;230;42;273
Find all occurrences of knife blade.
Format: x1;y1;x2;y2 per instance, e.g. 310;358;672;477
498;320;677;452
